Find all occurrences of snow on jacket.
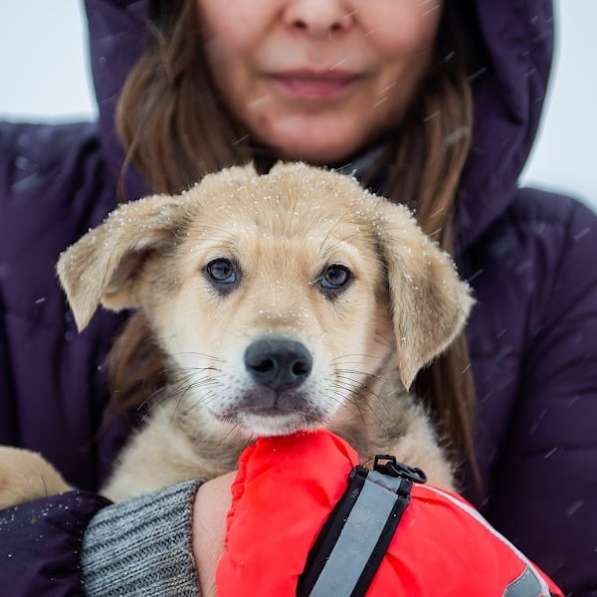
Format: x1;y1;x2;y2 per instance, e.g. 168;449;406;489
0;0;596;595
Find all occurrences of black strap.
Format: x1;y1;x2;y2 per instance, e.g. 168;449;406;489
297;456;426;597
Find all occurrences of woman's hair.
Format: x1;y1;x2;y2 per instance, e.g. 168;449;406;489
108;1;479;487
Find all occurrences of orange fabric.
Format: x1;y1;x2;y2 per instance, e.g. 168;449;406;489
216;430;563;597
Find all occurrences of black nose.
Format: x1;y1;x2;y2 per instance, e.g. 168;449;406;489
244;337;313;391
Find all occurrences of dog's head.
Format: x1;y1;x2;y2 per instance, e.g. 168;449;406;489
57;163;473;438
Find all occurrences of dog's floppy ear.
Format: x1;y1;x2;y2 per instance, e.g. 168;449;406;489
57;194;185;331
373;200;474;390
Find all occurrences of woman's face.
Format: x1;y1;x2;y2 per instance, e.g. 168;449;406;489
197;0;442;164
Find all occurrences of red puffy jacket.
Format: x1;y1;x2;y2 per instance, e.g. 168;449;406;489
216;430;563;596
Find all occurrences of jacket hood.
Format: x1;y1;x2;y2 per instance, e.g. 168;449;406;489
84;0;554;252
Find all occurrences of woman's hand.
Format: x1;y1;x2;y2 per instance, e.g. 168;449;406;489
192;471;236;597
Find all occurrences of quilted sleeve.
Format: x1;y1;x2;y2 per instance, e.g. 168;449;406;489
0;491;110;597
0;480;202;597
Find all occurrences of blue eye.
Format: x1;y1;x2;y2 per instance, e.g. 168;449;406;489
319;264;352;291
205;258;238;285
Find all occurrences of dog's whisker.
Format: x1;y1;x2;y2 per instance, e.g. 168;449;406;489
172;376;219;392
327;381;359;396
332;374;370;392
335;375;365;394
175;367;218;377
335;368;384;380
332;388;383;425
172;384;196;419
322;386;370;428
186;387;218;406
170;373;220;388
318;388;348;414
323;389;350;408
335;389;370;427
331;353;379;362
169;367;218;382
170;351;226;362
221;421;245;445
328;378;389;424
334;370;391;398
330;362;372;367
173;384;221;420
333;369;384;393
173;371;222;385
136;384;171;412
169;373;220;411
330;362;382;371
188;391;219;413
174;366;223;374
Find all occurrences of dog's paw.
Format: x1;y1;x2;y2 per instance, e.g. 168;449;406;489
0;446;71;509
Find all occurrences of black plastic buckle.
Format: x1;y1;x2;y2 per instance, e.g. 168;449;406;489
373;454;428;484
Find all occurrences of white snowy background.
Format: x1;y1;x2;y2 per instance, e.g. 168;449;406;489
1;1;596;210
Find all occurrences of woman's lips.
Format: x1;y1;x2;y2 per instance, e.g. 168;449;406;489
269;74;359;99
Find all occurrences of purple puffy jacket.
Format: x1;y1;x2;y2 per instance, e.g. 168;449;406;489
1;0;596;594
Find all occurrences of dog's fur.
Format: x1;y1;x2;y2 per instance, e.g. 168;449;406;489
0;163;473;508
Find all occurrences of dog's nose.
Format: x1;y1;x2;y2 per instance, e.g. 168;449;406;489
244;337;313;391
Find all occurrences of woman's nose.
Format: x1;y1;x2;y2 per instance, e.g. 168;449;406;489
282;0;354;37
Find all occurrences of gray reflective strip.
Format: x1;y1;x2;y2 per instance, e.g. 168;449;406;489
504;566;545;597
368;470;403;493
308;474;402;597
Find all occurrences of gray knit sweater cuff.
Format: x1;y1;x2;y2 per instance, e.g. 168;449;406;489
81;480;202;596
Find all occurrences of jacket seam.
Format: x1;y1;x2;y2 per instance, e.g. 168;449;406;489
521;202;580;358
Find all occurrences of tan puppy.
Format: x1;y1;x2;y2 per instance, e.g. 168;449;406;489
0;162;473;507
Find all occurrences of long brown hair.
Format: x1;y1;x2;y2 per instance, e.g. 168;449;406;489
109;1;479;486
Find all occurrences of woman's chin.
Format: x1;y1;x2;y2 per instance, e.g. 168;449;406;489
250;116;370;165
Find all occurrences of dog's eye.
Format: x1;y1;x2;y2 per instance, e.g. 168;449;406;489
319;264;352;291
205;258;238;286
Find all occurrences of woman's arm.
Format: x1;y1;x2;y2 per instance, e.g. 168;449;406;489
0;480;207;596
485;199;597;596
81;480;204;596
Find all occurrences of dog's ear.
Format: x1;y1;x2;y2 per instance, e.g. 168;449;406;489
373;200;474;390
57;194;185;331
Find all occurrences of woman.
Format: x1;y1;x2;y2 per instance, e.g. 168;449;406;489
0;0;595;595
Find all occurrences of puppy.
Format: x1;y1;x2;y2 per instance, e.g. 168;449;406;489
0;162;473;507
